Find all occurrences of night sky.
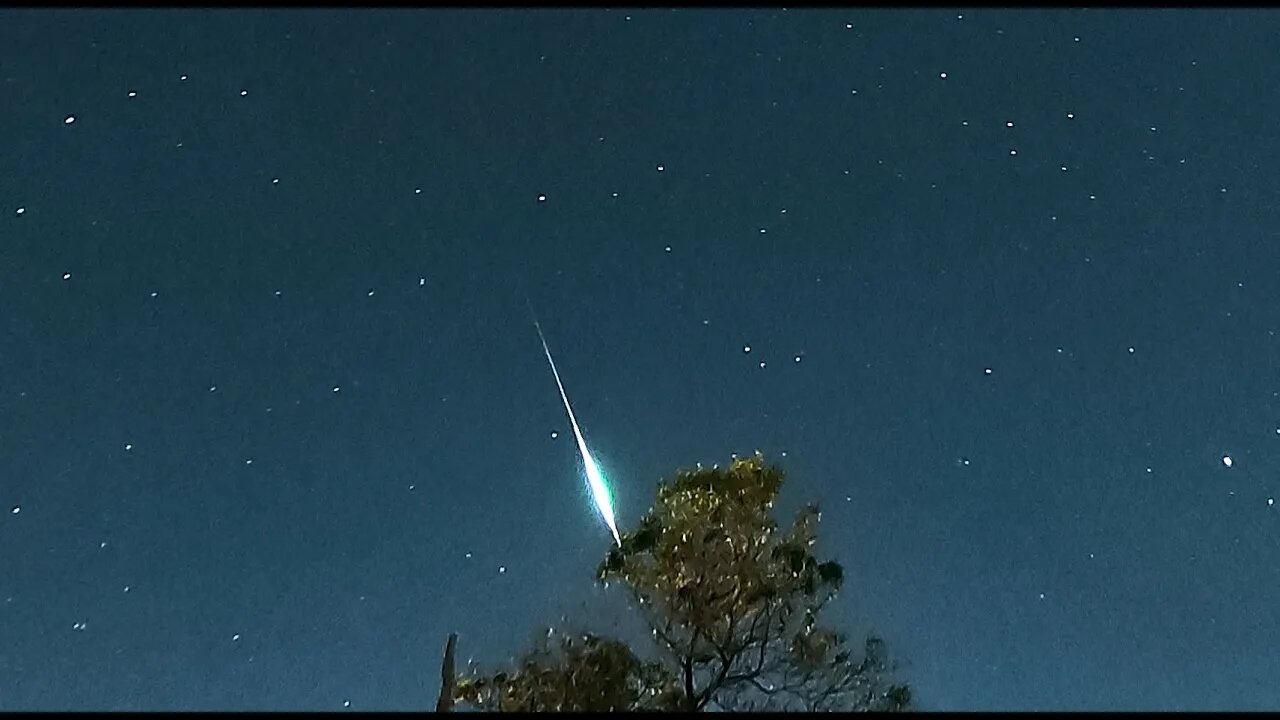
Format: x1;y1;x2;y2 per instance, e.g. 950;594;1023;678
2;8;1279;711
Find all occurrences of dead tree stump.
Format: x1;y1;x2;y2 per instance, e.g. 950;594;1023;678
435;633;458;712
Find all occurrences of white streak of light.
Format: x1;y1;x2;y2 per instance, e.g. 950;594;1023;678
533;320;622;546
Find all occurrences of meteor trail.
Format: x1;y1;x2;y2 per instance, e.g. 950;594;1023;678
529;307;622;547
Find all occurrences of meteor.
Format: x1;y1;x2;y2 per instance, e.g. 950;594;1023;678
529;309;622;547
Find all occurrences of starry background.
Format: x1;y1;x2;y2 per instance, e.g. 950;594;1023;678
2;8;1279;712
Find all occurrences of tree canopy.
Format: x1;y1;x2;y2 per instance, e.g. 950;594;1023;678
450;453;911;712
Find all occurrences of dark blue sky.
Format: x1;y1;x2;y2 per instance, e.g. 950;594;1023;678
2;8;1279;711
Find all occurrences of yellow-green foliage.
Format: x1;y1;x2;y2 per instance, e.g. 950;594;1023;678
453;633;682;712
454;453;910;712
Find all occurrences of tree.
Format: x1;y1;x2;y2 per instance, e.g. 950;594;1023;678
451;631;683;712
451;453;912;712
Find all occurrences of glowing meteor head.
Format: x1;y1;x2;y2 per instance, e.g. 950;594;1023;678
582;451;622;546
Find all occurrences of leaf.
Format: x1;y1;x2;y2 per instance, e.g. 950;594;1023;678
631;525;658;552
817;560;843;584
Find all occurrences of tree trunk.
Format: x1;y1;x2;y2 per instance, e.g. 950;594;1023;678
435;633;458;713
